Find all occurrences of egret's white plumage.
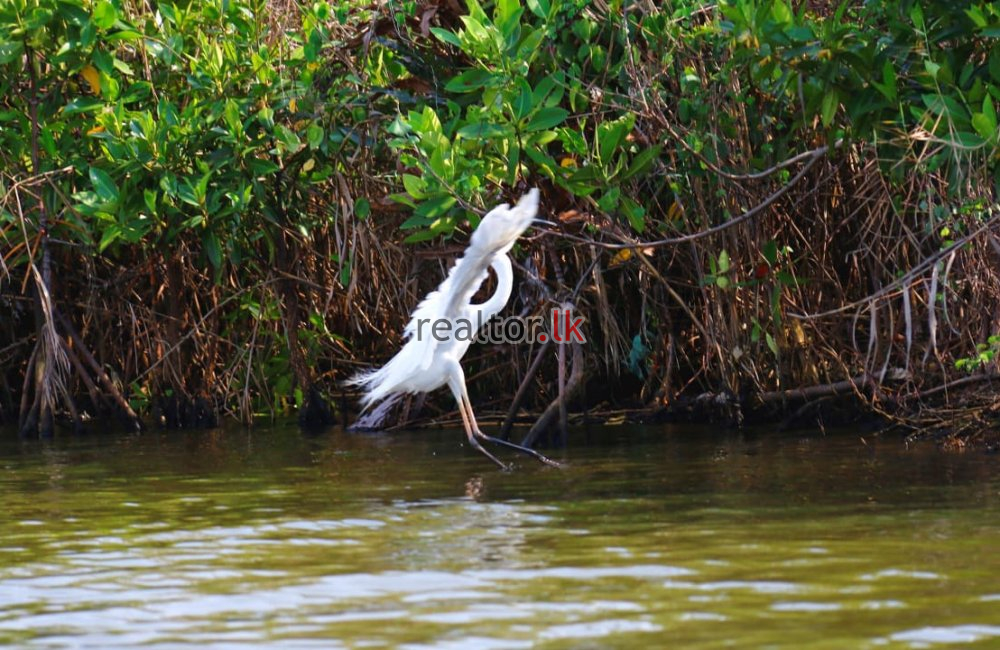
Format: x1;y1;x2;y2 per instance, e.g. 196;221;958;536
347;189;558;468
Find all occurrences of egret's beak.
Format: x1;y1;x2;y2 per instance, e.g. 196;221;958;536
532;219;558;227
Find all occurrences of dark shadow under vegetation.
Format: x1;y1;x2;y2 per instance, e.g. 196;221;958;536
2;0;1000;450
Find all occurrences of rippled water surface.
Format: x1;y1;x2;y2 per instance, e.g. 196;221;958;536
2;424;999;648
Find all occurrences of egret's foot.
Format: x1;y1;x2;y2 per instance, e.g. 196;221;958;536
474;429;565;468
466;436;511;470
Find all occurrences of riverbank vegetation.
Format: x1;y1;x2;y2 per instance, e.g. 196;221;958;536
2;0;999;444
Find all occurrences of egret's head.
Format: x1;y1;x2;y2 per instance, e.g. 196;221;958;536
471;188;540;254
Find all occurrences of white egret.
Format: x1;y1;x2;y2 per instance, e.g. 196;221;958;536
347;188;560;469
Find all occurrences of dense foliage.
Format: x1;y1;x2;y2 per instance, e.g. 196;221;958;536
2;0;999;435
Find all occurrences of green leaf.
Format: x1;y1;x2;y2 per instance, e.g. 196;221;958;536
456;122;509;139
972;112;997;142
89;167;119;202
273;124;302;153
597;186;620;212
496;0;520;26
775;270;798;287
716;275;730;289
445;69;493;93
771;0;792;23
967;6;988;28
400;213;432;230
460;16;491;45
63;97;104;114
203;231;222;270
402;174;426;198
98;225;121;252
143;189;157;214
821;90;838;127
924;59;941;81
0;41;24;64
104;30;142;43
762;240;779;265
620;196;646;233
506;143;521;185
517;27;544;60
922;93;970;122
428;147;448;179
525;0;550;19
526;107;568;131
93;1;117;29
430;27;461;47
355;197;370;220
415;194;456;219
873;59;897;102
306;122;324;149
765;332;778;355
403;229;439;243
597;115;633;163
532;71;565;108
249;159;281;176
621;146;661;180
178;186;199;208
991;47;1000;83
514;79;533;121
339;257;351;287
974;96;999;143
718;249;730;274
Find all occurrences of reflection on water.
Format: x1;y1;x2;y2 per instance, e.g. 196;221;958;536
1;424;999;648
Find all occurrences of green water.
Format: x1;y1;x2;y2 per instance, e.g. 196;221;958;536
1;424;999;649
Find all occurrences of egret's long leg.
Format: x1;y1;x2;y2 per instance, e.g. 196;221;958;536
449;375;509;470
460;385;563;469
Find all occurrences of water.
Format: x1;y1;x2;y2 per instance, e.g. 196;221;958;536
1;424;999;649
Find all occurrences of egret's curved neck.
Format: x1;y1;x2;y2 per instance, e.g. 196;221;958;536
472;254;514;322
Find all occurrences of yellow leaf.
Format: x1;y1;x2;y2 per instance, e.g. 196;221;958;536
289;97;297;112
81;65;101;95
302;158;315;172
560;156;576;168
87;125;106;135
791;319;806;346
610;248;633;267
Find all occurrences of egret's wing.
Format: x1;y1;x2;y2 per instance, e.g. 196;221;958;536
403;189;539;344
401;233;495;343
440;189;539;320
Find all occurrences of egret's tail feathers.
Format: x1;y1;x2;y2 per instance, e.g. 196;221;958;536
349;393;402;431
345;337;427;409
342;368;385;410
